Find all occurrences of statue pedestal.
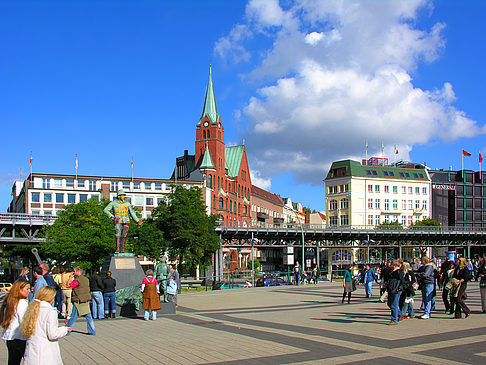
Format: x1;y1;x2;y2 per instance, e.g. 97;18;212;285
101;254;176;317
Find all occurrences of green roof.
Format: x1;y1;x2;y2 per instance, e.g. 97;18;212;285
325;160;430;181
200;143;216;169
198;66;220;126
225;145;244;177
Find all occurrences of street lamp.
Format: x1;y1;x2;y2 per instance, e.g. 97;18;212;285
295;215;305;275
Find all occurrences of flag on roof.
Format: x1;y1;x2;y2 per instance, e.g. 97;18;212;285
480;152;483;163
462;150;471;157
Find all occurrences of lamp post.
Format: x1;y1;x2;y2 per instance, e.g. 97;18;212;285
296;215;305;274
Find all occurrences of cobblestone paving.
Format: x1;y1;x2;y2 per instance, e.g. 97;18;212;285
1;282;485;364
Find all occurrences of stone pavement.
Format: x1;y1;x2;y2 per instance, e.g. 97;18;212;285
1;282;486;364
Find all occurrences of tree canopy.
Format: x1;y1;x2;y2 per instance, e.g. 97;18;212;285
412;218;439;226
151;185;220;270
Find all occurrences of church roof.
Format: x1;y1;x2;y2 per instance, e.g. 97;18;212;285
198;66;220;126
225;145;245;178
200;143;216;169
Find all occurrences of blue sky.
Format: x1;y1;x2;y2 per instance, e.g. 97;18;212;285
1;0;485;213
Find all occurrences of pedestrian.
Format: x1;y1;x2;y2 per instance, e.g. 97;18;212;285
103;271;117;319
40;263;56;289
451;257;471;319
17;267;29;282
170;266;180;294
141;270;160;321
379;260;392;302
386;260;404;325
51;267;63;316
30;266;47;301
21;286;71;364
89;268;104;320
441;261;455;314
0;280;30;365
410;258;422;272
66;267;96;335
478;257;486;313
400;262;415;319
363;264;378;298
342;265;354;304
294;261;301;285
60;267;74;320
415;256;435;319
167;275;178;304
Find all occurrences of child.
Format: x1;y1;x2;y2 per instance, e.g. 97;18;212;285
401;262;416;319
167;276;178;304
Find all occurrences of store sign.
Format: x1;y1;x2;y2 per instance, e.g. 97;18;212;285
432;184;455;191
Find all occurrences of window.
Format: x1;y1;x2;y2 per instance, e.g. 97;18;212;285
372;171;377;175
329;200;338;210
56;193;64;203
344;184;349;192
135;197;143;206
243;205;247;215
368;198;373;209
405;173;410;177
111;181;119;191
68;194;76;204
384;171;389;176
87;180;96;191
414;173;418;178
368;185;373;193
408;216;413;226
133;182;140;190
31;192;40;203
384;199;389;210
157;197;165;206
402;186;406;194
384;215;390;223
53;179;62;188
79;194;88;202
331;249;351;262
329;216;338;225
340;198;349;209
375;215;381;225
401;215;406;225
44;193;52;203
208;175;212;189
419;174;424;178
219;197;224;209
415;200;420;209
155;183;162;191
384;185;389;193
375;199;381;209
122;181;130;190
399;172;404;177
340;215;349;225
124;197;131;204
389;172;395;177
146;197;153;206
408;200;413;210
144;182;152;191
366;170;372;175
368;215;373;225
375;185;380;193
402;200;406;210
203;130;206;139
66;179;74;188
44;211;52;216
31;210;40;215
393;199;398;209
90;195;99;201
422;187;427;195
43;178;50;189
415;187;420;195
408;187;413;194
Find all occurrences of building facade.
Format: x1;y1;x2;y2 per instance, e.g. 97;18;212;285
325;159;431;227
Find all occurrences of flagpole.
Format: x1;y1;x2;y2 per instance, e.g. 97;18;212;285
30;152;33;184
131;158;134;190
75;154;78;181
365;140;368;165
462;152;464;181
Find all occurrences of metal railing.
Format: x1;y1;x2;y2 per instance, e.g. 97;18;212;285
0;213;58;225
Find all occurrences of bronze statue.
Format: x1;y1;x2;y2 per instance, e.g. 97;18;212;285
154;256;171;302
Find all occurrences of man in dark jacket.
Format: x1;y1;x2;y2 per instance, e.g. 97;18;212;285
66;267;96;335
416;256;435;319
89;269;105;320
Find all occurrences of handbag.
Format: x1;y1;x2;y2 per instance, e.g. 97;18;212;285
480;280;486;288
74;301;91;316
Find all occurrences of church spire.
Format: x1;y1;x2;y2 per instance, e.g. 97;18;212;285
199;65;220;125
200;142;216;168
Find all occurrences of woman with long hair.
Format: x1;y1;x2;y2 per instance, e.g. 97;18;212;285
21;286;71;364
451;257;471;319
342;265;354;304
0;280;30;365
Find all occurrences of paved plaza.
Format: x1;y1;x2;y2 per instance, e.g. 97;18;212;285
2;282;486;364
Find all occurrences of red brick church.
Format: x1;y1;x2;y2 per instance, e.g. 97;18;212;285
172;67;252;223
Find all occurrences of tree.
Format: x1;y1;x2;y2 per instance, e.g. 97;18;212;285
151;185;219;271
42;199;115;269
127;217;165;261
376;221;403;230
246;259;260;273
412;218;439;226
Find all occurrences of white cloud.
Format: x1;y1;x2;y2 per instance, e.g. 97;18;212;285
250;170;271;190
216;0;485;186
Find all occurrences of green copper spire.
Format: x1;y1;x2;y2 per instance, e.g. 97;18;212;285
200;142;216;168
199;66;220;125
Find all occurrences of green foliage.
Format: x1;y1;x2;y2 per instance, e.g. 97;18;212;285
127;217;165;261
247;259;260;272
42;199;114;269
376;221;403;230
412;218;439;226
151;185;219;271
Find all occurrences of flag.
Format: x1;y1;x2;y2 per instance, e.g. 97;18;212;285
480;152;483;163
131;159;134;170
75;154;78;170
394;145;399;154
29;153;32;168
462;150;471;157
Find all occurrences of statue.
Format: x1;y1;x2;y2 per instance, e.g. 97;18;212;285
103;189;142;253
154;256;171;302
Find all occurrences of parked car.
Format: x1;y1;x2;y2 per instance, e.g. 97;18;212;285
256;277;292;287
212;282;244;290
0;283;12;292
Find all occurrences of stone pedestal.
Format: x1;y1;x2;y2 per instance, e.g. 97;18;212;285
101;254;176;317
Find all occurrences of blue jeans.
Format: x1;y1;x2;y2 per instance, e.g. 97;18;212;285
66;304;96;335
90;291;104;319
389;291;402;323
103;292;116;314
365;282;373;297
401;300;415;318
422;284;434;316
294;273;300;285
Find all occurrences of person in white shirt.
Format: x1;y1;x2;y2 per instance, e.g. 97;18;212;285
0;279;31;365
